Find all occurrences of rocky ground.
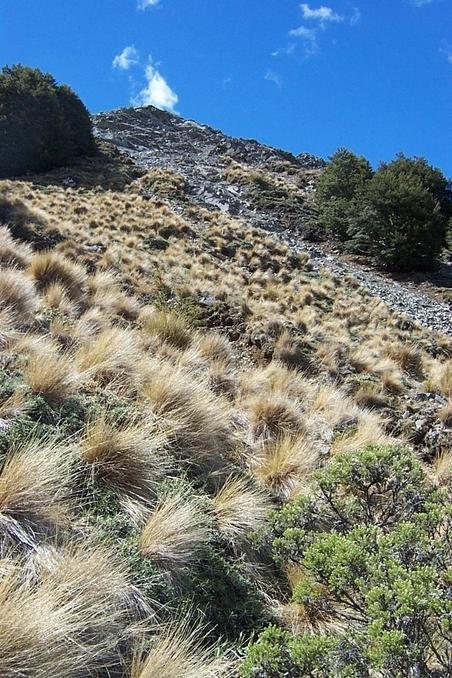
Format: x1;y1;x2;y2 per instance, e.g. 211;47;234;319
94;105;451;337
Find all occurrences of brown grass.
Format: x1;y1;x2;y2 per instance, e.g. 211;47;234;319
138;489;211;574
0;225;32;268
0;438;71;548
0;268;39;322
130;616;232;678
23;346;79;403
80;413;169;510
213;475;271;547
29;250;88;301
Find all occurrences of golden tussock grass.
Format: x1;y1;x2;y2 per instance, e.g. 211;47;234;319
130;616;232;678
247;395;304;443
427;359;452;398
76;326;143;388
0;225;32;268
332;411;394;455
23;346;79;403
0;268;39;322
80;413;169;509
29;250;88;301
253;434;320;501
213;475;271;547
0;438;71;548
0;543;137;678
139;308;192;349
138;489;211;574
142;361;236;468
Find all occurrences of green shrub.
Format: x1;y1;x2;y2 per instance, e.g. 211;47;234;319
0;64;96;177
315;148;372;241
351;156;451;270
242;446;451;677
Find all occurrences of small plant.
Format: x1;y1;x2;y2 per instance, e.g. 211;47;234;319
243;445;451;677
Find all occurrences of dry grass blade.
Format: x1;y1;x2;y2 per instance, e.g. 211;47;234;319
213;475;271;547
0;268;39;322
76;326;143;387
80;413;169;507
138;489;210;574
0;224;32;268
253;434;320;501
23;346;79;403
0;438;71;547
130;616;232;678
29;250;87;301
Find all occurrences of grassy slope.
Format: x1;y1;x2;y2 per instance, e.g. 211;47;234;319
0;144;450;677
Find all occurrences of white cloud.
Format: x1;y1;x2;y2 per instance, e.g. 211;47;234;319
440;47;452;64
138;0;161;8
113;45;139;70
288;25;318;54
300;3;344;23
133;62;178;111
265;70;283;88
350;7;361;25
272;43;296;57
411;0;434;5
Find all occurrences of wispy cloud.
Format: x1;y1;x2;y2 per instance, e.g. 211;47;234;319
288;25;318;54
282;3;360;58
272;43;296;57
410;0;435;6
265;70;283;88
137;0;161;9
300;3;344;23
440;46;452;65
113;45;139;70
133;61;178;111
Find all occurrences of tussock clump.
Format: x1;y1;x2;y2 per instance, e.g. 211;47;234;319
139;308;192;349
0;544;136;678
138;489;211;574
0;439;71;547
0;225;32;268
23;346;79;403
29;250;87;301
332;411;393;454
80;413;169;509
143;361;236;468
0;268;38;322
76;326;143;387
213;475;271;547
427;359;452;398
194;332;234;365
130;616;232;678
253;434;319;501
247;395;304;443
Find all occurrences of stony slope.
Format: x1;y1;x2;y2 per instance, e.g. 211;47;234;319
94;105;452;335
0;105;450;677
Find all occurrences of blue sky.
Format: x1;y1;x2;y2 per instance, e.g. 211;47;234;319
1;0;451;174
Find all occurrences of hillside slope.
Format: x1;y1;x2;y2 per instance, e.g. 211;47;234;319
0;105;450;676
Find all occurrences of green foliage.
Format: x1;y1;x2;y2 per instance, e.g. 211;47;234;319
316;148;372;241
243;446;452;677
316;149;451;270
353;156;450;270
0;64;96;177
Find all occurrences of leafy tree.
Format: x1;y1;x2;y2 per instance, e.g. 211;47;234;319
315;148;373;241
0;64;96;177
242;446;451;677
351;156;451;270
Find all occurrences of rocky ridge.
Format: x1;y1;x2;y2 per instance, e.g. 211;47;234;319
94;105;451;336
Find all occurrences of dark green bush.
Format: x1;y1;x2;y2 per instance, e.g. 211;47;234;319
316;149;451;270
316;148;373;241
351;156;451;270
0;64;96;177
242;446;451;677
